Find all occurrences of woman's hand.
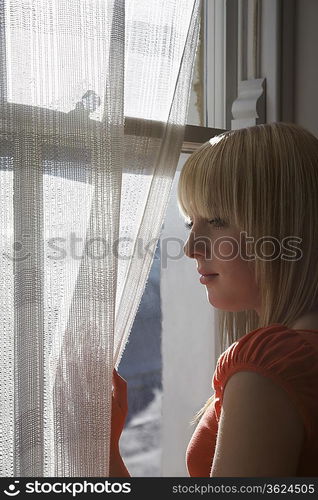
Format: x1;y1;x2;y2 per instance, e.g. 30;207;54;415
111;368;128;450
109;368;130;476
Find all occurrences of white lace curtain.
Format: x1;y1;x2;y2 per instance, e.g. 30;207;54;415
0;0;201;476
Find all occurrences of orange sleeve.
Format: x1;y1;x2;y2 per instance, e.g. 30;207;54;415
212;325;318;446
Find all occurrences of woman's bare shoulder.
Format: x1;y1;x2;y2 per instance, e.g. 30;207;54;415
210;371;304;477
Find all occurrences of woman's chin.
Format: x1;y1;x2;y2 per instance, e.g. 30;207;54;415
206;294;237;312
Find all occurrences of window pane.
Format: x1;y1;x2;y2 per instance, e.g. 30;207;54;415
2;0;198;123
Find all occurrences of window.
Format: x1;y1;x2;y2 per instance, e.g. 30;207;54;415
0;0;230;477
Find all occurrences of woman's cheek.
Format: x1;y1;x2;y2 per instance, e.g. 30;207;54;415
213;236;240;261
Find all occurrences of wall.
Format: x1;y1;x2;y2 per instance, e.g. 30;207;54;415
294;0;318;136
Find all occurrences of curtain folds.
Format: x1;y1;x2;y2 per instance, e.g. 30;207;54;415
0;0;201;476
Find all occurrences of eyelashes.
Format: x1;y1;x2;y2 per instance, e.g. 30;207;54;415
184;217;226;230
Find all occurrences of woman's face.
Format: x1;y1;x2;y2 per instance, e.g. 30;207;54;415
183;215;261;314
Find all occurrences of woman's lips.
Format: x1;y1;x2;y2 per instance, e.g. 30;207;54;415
199;274;219;285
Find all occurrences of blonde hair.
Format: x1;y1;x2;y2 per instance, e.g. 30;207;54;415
177;122;318;424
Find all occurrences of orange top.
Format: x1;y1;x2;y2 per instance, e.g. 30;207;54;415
186;324;318;477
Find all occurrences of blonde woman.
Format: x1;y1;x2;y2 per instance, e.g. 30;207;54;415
110;122;318;477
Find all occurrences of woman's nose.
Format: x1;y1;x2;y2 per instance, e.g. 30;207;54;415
183;233;211;259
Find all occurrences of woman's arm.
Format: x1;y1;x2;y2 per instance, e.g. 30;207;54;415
210;370;304;477
110;369;131;477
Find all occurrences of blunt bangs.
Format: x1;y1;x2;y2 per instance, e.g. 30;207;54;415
177;133;238;227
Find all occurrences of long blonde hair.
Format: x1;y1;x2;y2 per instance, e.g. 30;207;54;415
177;122;318;423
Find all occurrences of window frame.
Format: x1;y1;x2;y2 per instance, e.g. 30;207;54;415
0;102;225;153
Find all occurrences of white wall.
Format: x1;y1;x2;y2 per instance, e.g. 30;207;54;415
160;155;217;476
294;0;318;136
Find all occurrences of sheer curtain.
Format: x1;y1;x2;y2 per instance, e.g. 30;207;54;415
0;0;201;476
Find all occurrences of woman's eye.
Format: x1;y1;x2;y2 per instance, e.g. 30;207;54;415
184;217;226;230
208;217;226;228
184;220;193;230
